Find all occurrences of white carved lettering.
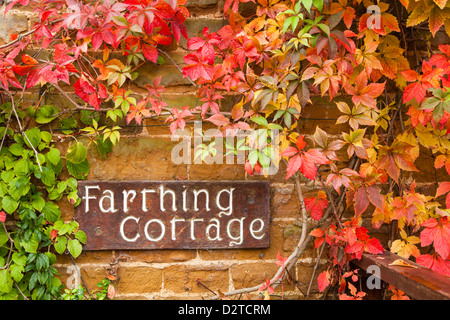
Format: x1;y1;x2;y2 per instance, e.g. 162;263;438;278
99;190;118;213
193;189;210;211
144;219;165;241
120;216;140;242
170;217;185;241
249;218;265;240
122;190;137;212
206;218;222;241
217;188;234;217
83;185;100;212
190;218;204;240
227;217;245;246
159;185;177;212
141;189;156;212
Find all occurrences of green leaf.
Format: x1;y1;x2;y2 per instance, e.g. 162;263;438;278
68;239;82;258
0;270;13;293
21;232;39;253
302;0;313;13
2;196;19;214
75;230;87;244
1;170;14;183
46;148;61;166
66;159;90;180
96;136;112;159
12;252;27;266
36;253;50;271
10;264;24;282
35;105;58;124
66;142;87;164
59;117;78;134
66;177;77;190
0;229;8;247
45;252;56;265
54;236;67;255
313;0;323;12
32;195;46;212
40;131;52;143
258;149;271;169
42;201;61;223
14;158;30;176
248;149;259;167
251;116;269;127
112;16;129;27
40;166;56;187
420;97;440;110
23;127;41;149
54;220;76;236
9;176;30;200
9;143;24;156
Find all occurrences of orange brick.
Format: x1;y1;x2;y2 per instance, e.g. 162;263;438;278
163;265;229;294
117;266;163;294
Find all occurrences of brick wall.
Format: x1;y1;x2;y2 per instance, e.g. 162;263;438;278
1;1;445;300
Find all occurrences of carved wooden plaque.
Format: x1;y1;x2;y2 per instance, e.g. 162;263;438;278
76;181;270;250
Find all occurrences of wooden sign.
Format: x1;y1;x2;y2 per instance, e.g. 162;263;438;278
76;181;270;250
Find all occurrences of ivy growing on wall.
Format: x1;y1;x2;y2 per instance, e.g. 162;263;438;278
1;0;450;300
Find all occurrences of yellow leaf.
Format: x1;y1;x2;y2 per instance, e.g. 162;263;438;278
389;259;418;268
396;131;419;161
415;124;440;150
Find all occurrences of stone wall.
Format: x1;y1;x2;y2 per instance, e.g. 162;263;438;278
0;0;444;300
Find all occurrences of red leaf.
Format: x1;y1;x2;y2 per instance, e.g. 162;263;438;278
317;271;330;292
417;254;450;277
354;187;369;216
305;194;328;221
142;43;158;63
187;37;206;51
207;113;230;126
403;82;426;104
91;32;103;51
299;153;317;180
39;65;58;84
107;284;116;299
420;217;450;260
296;135;307;150
276;251;288;267
50;229;58;240
280;146;298;158
305;148;329;165
366;185;384;210
309;227;324;238
436;182;450;198
25;69;41;89
285;154;302;179
365;237;384;254
182;53;213;81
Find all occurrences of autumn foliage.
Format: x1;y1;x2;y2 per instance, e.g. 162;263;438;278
1;0;450;300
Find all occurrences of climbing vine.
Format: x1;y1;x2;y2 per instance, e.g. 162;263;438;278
0;0;450;300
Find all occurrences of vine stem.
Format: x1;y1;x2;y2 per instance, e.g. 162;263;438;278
0;28;36;50
14;283;29;300
0;221;14;271
211;155;361;300
69;255;92;299
209;161;311;300
4;90;43;172
157;48;198;88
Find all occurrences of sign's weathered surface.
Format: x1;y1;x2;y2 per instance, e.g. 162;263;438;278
76;181;270;250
